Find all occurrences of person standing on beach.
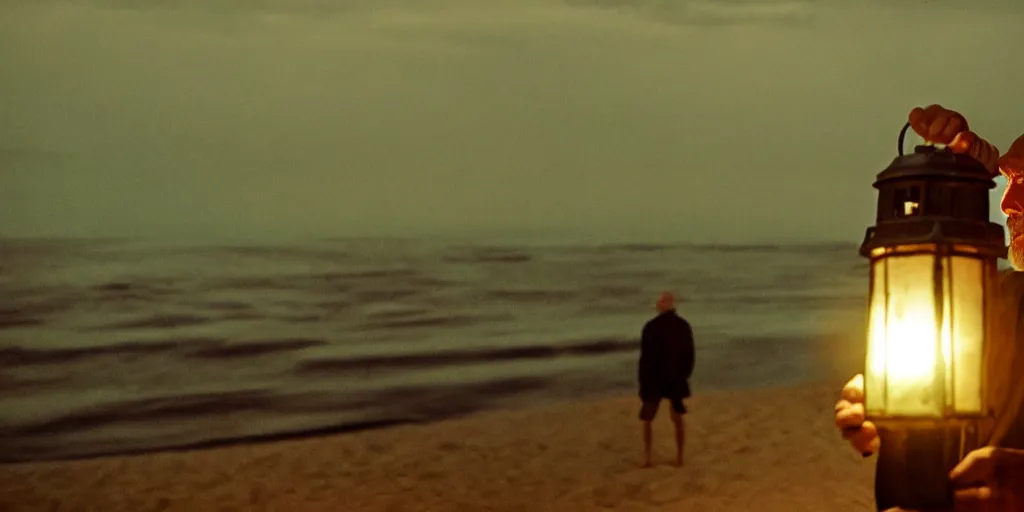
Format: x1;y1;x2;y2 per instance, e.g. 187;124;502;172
638;291;695;468
834;104;1024;511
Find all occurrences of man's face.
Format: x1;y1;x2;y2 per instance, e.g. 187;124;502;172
999;136;1024;270
1001;169;1024;270
655;293;673;312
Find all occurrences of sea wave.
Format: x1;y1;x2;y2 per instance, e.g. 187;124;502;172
0;237;868;462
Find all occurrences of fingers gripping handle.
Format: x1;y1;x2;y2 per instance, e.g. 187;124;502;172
897;121;1000;175
898;121;958;155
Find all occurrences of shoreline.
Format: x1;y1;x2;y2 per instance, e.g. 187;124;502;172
0;380;877;511
0;360;860;465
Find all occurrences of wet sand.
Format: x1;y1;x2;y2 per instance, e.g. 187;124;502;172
0;381;876;511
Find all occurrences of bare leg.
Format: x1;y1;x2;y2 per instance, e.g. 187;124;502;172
671;414;684;467
642;420;653;467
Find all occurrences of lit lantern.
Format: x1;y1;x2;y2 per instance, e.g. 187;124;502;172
860;123;1005;419
859;122;1006;510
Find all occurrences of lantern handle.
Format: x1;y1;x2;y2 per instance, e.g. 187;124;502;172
897;122;912;157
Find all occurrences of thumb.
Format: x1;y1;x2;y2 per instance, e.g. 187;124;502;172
948;131;976;154
949;447;996;485
840;374;864;403
949;131;1000;176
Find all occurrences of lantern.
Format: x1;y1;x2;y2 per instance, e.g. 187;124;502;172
859;123;1006;510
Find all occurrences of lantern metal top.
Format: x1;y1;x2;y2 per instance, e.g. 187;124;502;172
859;123;1007;258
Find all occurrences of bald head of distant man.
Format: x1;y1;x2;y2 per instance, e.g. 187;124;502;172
656;292;675;313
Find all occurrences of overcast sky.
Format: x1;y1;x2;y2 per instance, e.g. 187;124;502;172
1;0;1022;243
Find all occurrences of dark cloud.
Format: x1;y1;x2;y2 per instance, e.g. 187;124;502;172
0;0;1021;241
6;0;817;25
565;0;814;26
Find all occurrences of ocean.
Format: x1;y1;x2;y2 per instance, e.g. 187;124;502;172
0;237;870;463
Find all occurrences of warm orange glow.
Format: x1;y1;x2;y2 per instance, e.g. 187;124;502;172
903;201;920;216
868;303;937;386
947;257;984;414
869;244;938;258
864;252;987;419
865;254;943;417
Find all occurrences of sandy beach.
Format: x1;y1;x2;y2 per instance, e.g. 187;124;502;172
0;381;876;511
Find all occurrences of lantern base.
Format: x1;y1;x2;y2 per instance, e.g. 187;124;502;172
874;425;960;511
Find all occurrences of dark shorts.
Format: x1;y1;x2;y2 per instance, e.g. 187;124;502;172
639;398;686;421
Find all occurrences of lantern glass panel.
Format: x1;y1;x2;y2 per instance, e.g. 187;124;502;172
865;253;944;418
865;258;887;415
943;255;985;415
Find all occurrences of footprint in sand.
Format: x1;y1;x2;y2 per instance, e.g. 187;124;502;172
592;481;632;507
436;441;461;452
366;442;390;455
646;480;681;505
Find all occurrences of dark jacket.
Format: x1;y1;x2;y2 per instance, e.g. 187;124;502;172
638;310;695;402
981;269;1024;449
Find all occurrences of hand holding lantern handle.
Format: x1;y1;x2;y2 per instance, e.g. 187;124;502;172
907;104;1000;176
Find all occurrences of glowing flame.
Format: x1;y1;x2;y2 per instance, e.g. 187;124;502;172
868;302;938;387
